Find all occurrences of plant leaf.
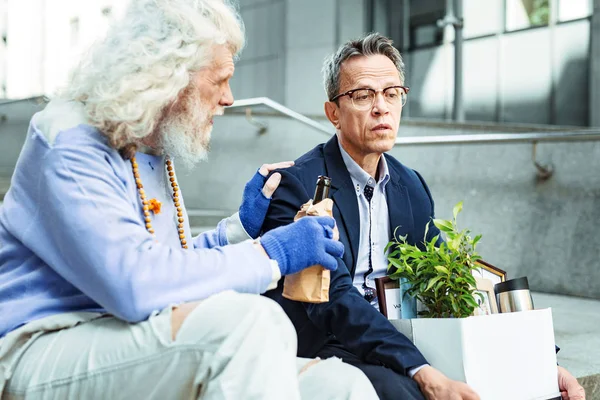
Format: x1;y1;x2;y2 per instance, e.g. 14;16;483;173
425;276;443;292
433;219;453;233
461;294;479;309
388;258;404;270
388;249;401;258
434;265;449;275
474;292;485;304
453;201;463;221
450;296;459;314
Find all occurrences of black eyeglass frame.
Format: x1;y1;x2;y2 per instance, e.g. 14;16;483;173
330;85;410;104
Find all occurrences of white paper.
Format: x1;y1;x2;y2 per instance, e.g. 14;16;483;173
384;288;403;319
461;309;559;400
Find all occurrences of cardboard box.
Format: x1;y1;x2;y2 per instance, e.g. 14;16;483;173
390;309;561;400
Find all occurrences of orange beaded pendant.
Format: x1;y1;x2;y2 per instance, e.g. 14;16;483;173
131;156;188;249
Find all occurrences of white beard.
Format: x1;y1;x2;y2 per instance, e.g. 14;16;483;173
158;88;221;170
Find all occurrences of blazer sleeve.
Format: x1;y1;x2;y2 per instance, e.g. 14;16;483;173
262;168;428;375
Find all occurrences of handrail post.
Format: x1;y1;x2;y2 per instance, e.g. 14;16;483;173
453;0;464;123
438;0;464;122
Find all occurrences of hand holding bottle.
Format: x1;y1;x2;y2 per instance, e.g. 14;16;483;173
260;216;343;276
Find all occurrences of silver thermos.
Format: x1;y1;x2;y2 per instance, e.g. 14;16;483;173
495;277;534;313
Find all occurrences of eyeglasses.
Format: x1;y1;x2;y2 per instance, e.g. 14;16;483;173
330;86;410;111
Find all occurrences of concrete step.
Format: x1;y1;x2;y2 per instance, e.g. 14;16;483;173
187;209;233;231
533;292;600;398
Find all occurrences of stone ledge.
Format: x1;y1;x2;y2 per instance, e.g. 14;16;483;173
579;374;600;399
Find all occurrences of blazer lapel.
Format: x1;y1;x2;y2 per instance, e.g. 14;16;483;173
385;155;415;242
323;136;360;275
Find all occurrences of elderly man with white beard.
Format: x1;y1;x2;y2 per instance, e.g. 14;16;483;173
0;0;378;399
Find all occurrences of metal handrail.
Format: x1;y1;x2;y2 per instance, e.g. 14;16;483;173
227;97;600;146
394;131;600;145
0;96;48;106
228;97;333;135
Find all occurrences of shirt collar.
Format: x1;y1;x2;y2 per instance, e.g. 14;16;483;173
337;138;390;192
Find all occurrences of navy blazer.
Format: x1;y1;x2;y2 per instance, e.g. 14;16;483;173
262;135;441;375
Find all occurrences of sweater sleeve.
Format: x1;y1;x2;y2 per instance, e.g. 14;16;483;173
191;219;228;249
24;133;273;322
191;212;252;249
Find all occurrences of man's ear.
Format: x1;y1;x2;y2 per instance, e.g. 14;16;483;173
324;101;341;129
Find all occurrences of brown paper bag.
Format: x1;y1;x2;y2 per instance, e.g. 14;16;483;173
282;198;339;303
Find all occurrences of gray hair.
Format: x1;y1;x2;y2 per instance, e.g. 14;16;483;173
322;33;405;102
61;0;245;152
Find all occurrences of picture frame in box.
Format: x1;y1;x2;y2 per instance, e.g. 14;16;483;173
375;276;397;318
474;260;506;285
473;277;498;316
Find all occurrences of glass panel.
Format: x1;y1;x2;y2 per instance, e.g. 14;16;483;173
463;0;503;38
413;24;442;48
558;0;591;21
370;0;389;36
70;17;80;48
506;0;550;31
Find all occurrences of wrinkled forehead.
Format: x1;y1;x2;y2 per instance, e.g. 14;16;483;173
339;54;402;90
195;45;235;79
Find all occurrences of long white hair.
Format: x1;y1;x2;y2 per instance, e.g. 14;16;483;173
61;0;244;153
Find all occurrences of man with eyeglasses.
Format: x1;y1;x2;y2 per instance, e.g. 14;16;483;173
263;32;585;400
261;33;478;400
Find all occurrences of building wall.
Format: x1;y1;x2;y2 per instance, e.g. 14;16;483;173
230;0;367;115
406;19;590;125
1;0;127;98
229;0;593;126
1;0;593;127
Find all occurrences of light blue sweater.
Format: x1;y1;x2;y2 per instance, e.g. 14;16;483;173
0;102;273;337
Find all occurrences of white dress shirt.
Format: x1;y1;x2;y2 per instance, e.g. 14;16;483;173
338;142;391;310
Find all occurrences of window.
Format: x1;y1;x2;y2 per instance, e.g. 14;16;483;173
506;0;550;31
463;0;503;39
412;24;443;48
558;0;591;22
70;17;79;47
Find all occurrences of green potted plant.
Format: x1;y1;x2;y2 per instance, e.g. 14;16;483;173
385;201;484;318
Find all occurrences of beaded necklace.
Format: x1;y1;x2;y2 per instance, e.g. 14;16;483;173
130;156;188;249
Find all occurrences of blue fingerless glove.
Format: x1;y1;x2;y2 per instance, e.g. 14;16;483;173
260;216;344;276
239;170;271;239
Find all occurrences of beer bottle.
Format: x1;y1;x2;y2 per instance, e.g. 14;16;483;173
313;175;332;205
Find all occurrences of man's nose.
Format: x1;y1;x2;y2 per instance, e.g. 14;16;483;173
372;92;389;115
220;84;234;107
